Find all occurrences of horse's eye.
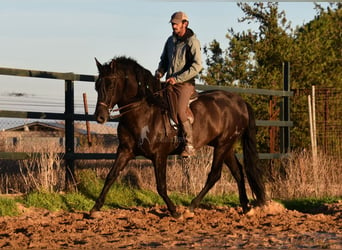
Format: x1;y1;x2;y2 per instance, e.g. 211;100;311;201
106;80;114;90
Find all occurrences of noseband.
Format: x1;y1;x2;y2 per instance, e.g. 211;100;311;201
98;102;109;108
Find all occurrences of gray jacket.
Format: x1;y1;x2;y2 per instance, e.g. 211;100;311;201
157;28;202;83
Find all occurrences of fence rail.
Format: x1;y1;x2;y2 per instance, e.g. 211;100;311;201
0;67;96;82
0;63;293;190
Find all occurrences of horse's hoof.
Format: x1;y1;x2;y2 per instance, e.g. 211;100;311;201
171;211;182;219
242;205;252;214
246;208;256;217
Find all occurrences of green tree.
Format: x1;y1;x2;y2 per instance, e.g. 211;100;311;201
291;3;341;90
203;3;293;89
290;3;342;149
202;2;341;151
203;2;293;152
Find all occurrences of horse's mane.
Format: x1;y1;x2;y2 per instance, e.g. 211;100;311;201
106;56;138;70
102;56;165;107
107;56;161;95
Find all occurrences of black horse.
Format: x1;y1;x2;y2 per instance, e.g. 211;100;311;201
91;56;266;217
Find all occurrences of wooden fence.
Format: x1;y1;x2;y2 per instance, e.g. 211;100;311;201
0;63;293;190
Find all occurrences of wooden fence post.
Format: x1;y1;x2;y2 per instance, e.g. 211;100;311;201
308;86;318;165
83;93;92;146
65;79;77;191
280;62;291;153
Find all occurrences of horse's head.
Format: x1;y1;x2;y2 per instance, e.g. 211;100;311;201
94;56;161;124
94;57;137;123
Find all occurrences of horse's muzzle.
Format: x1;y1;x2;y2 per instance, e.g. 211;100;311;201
96;114;107;124
94;106;109;124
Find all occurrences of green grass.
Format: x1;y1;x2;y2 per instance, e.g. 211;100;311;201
279;197;341;213
0;197;20;216
77;169;164;208
21;192;94;212
0;189;241;217
1;190;339;217
22;192;65;211
0;170;339;217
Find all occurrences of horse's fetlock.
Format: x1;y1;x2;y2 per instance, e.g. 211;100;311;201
171;210;182;219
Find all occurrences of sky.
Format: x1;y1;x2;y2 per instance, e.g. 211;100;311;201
0;0;327;116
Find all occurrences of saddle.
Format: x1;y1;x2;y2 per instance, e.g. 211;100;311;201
162;84;198;129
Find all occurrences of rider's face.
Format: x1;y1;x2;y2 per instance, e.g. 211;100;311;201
171;21;187;37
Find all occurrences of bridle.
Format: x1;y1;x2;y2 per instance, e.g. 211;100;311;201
96;74;162;120
98;100;140;119
96;72;170;120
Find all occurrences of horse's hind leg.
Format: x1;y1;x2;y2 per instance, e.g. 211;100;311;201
90;148;133;214
189;147;225;212
224;150;249;213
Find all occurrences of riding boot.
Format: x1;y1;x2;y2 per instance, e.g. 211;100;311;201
181;120;196;157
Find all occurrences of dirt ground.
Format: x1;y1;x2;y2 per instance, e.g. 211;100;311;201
0;201;341;249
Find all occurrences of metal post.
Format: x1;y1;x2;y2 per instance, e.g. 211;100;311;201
65;80;76;191
280;62;291;153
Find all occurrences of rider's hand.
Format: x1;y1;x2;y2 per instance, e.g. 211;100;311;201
166;77;177;85
155;70;163;80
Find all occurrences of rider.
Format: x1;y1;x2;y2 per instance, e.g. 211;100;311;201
155;11;202;157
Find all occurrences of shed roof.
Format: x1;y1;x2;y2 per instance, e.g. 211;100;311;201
4;121;117;135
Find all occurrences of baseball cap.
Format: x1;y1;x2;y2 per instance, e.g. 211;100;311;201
170;11;189;24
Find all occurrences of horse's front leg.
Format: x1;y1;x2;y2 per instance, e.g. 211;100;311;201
90;148;133;215
153;154;180;218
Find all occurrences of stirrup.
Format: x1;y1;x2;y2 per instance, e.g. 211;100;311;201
181;145;196;157
170;118;178;130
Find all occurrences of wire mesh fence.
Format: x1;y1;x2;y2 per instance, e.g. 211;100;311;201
292;87;342;160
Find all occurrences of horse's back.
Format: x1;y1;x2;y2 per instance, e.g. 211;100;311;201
193;90;249;118
190;90;250;147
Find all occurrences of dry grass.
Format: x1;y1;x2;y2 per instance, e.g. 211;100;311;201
18;150;64;193
0;143;64;194
269;150;342;199
1;138;341;200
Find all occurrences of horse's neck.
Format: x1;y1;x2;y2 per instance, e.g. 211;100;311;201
118;97;148;115
124;98;178;136
117;93;143;108
119;81;159;108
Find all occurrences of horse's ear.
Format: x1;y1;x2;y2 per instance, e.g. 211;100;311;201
109;60;116;73
95;58;102;73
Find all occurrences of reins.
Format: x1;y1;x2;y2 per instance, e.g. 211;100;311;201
100;86;169;120
99;101;141;119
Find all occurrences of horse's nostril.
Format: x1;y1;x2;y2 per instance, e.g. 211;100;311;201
96;116;106;124
95;108;108;124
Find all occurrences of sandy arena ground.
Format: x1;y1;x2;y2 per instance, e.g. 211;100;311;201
0;201;341;249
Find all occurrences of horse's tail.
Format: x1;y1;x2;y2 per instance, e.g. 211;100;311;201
242;103;266;205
